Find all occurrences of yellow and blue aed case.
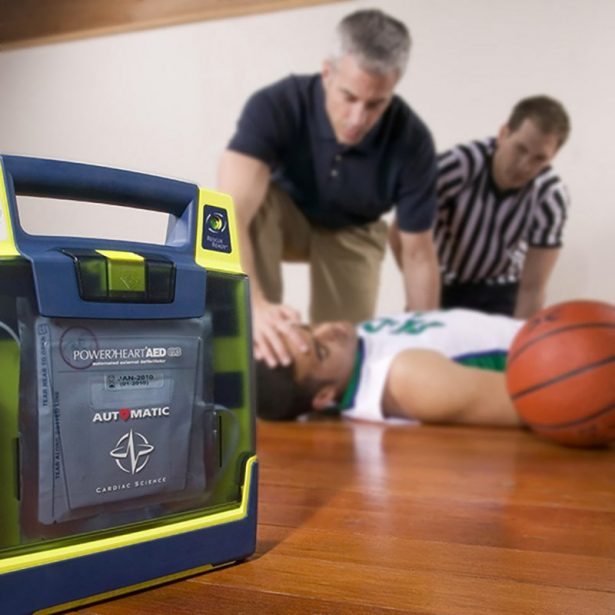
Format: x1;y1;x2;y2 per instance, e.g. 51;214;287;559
0;155;257;614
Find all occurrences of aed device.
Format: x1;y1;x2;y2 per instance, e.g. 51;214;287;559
0;155;257;614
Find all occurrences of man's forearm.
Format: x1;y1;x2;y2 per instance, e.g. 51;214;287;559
402;252;440;310
399;230;440;310
217;150;271;305
514;286;545;319
237;221;267;305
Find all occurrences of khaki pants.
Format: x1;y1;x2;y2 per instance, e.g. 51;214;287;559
250;184;387;324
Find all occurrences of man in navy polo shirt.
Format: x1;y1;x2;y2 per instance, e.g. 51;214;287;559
218;9;440;367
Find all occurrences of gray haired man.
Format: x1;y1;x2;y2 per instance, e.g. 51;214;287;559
218;9;440;367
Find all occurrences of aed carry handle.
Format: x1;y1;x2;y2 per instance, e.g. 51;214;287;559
0;154;206;319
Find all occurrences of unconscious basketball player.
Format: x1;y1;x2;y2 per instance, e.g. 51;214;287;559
255;309;524;426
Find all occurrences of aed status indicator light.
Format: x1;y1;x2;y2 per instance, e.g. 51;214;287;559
203;205;232;254
206;212;226;233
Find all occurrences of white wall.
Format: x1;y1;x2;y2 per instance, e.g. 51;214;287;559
1;0;613;316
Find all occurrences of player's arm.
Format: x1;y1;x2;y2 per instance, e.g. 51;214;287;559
514;247;560;319
397;229;440;310
217;150;306;366
382;348;520;426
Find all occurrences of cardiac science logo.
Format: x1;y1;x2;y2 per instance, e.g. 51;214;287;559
110;429;154;474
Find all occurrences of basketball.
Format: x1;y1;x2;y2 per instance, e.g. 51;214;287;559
506;300;615;448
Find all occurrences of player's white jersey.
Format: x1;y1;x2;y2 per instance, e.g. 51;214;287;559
340;309;524;422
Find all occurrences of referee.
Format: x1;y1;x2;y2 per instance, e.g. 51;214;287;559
391;95;570;318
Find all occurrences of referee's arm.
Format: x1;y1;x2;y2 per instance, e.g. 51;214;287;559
514;247;560;318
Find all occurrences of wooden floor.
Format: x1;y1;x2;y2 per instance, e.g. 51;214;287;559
75;419;615;615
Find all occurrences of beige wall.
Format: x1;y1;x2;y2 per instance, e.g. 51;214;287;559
1;0;613;316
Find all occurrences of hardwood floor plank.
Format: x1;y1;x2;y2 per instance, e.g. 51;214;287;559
192;552;614;615
256;525;615;593
74;581;411;615
258;493;615;556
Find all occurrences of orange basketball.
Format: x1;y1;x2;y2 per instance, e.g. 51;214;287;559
506;300;615;448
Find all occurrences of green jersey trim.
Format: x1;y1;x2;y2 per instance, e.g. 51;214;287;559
454;350;508;372
338;339;365;412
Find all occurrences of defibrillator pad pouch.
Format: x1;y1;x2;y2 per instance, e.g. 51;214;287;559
18;298;214;535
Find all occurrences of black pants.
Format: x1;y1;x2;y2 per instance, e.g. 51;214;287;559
441;282;519;316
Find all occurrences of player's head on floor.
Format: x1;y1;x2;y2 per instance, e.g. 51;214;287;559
255;321;358;421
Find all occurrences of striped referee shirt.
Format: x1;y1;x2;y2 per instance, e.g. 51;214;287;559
435;138;569;286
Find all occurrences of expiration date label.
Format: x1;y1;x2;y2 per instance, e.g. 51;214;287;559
105;372;164;391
